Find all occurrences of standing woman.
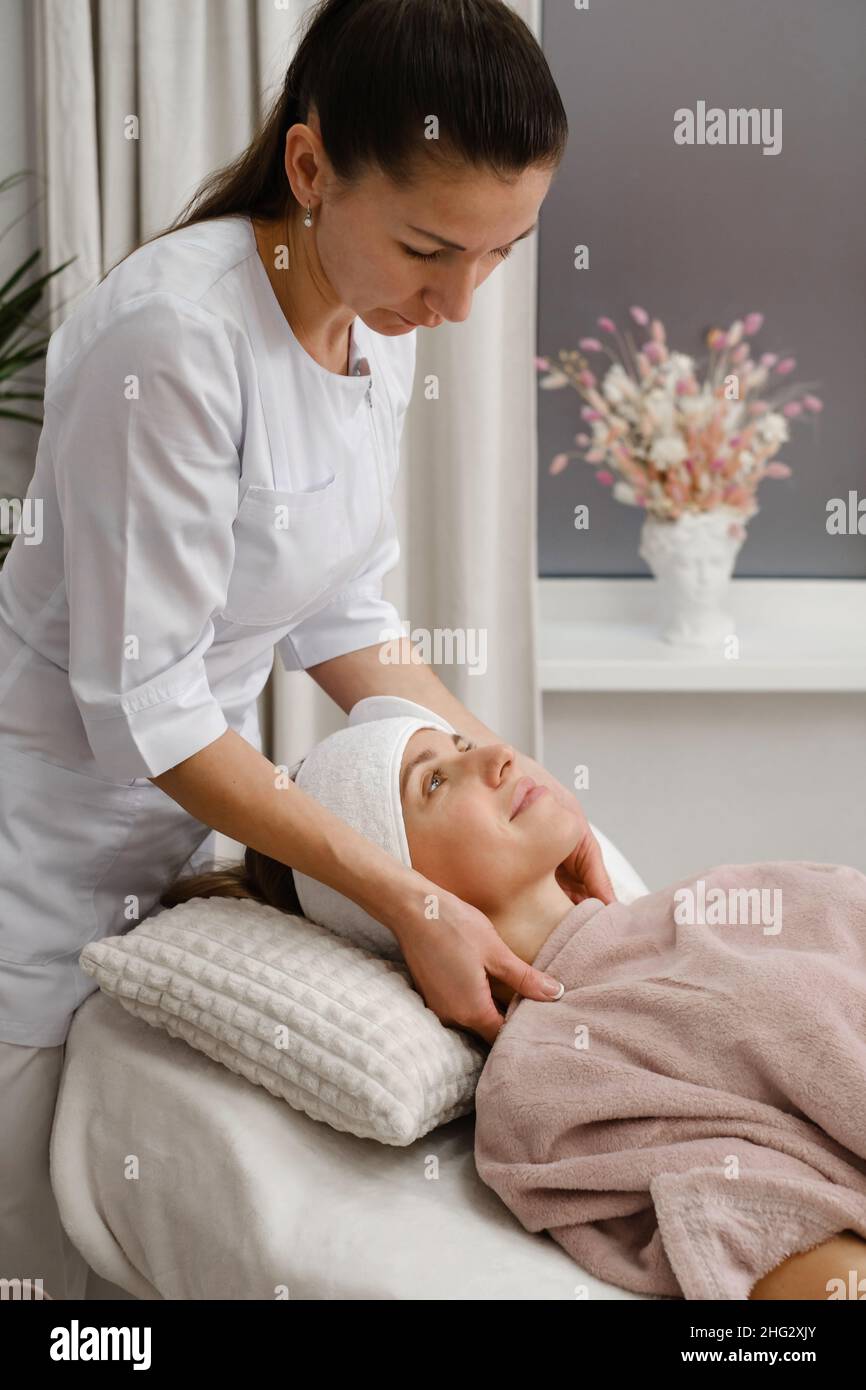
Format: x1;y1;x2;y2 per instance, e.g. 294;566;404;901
0;0;614;1296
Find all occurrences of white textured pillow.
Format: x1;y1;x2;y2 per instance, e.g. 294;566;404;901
79;896;487;1146
79;831;649;1147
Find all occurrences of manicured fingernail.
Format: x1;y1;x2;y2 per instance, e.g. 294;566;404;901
543;977;565;999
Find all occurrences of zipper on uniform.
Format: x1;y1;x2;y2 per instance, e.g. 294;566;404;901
364;377;387;539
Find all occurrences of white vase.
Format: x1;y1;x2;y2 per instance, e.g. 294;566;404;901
638;508;747;648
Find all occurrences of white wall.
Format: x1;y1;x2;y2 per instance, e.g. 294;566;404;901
543;692;866;893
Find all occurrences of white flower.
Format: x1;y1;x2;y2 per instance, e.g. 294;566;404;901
663;352;695;379
745;365;769;391
644;398;677;437
724;400;746;430
602;364;637;406
539;369;569;389
613;481;638;506
679;396;713;424
649;434;688;470
754;412;789;448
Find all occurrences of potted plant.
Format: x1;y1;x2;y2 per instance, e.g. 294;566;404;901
538;308;823;647
1;170;75;566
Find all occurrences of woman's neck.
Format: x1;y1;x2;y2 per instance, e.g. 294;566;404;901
251;213;355;374
488;876;576;1005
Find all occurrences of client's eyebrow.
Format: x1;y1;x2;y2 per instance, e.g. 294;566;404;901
400;731;465;802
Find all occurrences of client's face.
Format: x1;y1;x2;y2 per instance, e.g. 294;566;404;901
400;728;581;922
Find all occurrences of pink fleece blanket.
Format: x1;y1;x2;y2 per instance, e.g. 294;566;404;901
474;861;866;1300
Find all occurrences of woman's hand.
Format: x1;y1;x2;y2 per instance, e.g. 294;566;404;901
387;884;566;1046
515;754;617;907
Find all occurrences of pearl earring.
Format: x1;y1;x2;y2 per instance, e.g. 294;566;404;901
304;203;313;227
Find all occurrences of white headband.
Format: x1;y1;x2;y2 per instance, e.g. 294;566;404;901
291;696;456;957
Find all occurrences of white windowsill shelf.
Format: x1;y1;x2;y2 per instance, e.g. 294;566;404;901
538;578;866;693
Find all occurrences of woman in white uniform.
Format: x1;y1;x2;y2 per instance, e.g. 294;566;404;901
0;0;614;1296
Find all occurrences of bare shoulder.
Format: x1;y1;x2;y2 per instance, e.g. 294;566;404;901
750;1230;866;1300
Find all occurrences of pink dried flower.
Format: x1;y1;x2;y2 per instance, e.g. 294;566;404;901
547;307;819;518
723;485;751;506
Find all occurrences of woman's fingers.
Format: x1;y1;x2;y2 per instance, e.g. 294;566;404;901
558;828;618;906
574;829;617;904
452;957;564;1047
393;893;563;1047
459;991;509;1047
489;947;565;1004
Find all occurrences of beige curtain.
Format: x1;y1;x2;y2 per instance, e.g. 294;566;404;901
33;0;543;806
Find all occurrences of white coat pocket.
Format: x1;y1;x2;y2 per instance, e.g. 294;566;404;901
220;473;358;627
0;745;142;966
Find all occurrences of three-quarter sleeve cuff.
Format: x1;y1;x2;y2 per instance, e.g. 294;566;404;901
278;589;404;672
80;669;230;780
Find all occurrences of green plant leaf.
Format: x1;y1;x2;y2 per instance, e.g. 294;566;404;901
0;171;76;443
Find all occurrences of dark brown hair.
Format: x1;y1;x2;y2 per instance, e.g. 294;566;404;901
108;0;567;270
160;845;304;914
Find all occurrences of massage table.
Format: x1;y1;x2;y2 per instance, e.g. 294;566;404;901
50;828;653;1300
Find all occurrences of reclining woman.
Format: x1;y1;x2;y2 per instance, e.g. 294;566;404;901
162;696;866;1302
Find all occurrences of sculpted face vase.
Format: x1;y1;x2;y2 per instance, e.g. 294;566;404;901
638;508;747;648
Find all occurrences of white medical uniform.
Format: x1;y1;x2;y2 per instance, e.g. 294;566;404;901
0;213;415;1047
